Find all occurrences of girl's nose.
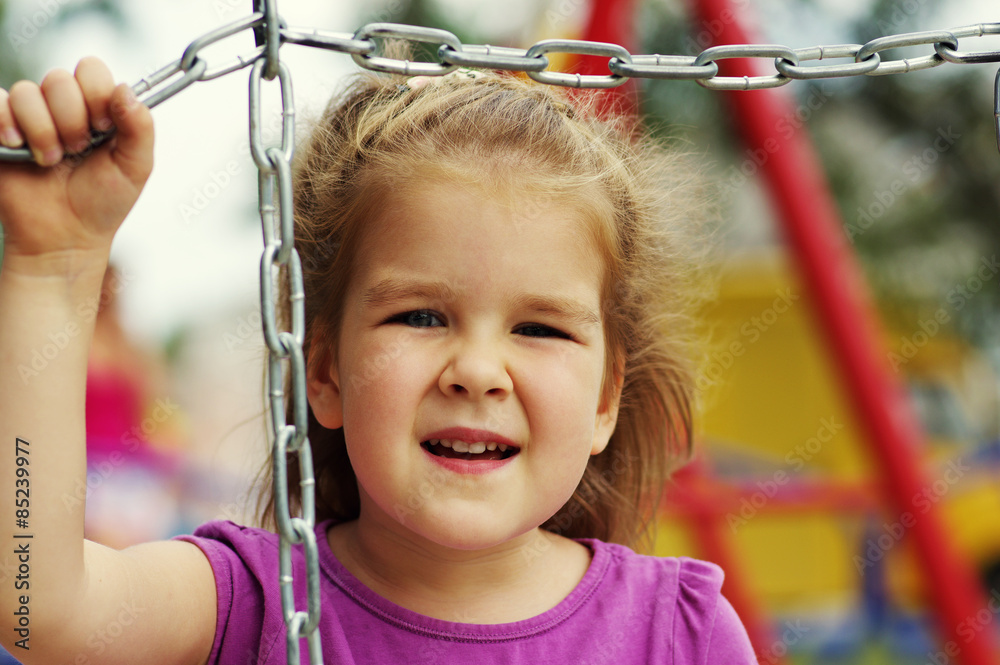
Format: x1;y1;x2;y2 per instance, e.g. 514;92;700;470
439;340;513;400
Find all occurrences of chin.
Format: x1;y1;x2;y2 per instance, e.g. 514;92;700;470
403;509;535;552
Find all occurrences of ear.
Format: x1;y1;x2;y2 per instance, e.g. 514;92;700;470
591;352;624;456
306;341;343;430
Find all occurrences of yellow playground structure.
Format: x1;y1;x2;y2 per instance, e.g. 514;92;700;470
657;251;1000;658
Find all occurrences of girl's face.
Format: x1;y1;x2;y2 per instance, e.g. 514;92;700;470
308;179;621;551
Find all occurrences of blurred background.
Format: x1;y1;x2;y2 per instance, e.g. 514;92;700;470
1;0;999;663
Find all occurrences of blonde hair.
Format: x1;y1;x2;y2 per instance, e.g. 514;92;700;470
258;63;712;551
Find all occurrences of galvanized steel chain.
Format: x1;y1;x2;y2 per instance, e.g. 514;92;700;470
247;3;323;664
2;7;1000;665
2;17;1000;163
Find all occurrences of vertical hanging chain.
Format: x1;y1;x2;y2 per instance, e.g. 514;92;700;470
249;3;323;662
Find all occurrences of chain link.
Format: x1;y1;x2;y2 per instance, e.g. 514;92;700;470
439;43;548;72
525;39;632;88
775;44;879;80
3;10;1000;665
694;43;800;90
351;22;461;76
856;29;959;76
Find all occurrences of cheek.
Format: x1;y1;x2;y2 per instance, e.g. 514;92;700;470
521;349;604;433
340;332;426;403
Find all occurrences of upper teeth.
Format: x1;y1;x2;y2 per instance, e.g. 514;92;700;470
429;439;511;453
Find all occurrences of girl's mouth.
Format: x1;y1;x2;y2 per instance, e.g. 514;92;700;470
421;438;519;461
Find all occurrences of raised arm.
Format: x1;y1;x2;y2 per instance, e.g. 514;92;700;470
0;59;215;665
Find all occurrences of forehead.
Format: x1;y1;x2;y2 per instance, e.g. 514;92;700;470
349;178;606;304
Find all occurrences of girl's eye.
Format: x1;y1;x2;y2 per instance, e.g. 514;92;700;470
386;310;444;328
516;324;572;340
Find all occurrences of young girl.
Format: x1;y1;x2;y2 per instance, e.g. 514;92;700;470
0;55;756;664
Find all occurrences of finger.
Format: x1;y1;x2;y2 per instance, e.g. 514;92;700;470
0;88;25;148
8;80;62;166
75;56;115;133
41;68;91;155
108;83;154;187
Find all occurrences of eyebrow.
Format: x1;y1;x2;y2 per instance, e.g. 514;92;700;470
362;278;459;308
361;277;601;327
508;294;601;327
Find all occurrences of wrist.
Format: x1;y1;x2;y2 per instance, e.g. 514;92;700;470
1;245;111;283
1;247;112;316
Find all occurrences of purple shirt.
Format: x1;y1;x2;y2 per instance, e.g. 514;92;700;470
176;520;757;664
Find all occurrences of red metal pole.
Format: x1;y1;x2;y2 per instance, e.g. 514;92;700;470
573;0;638;118
689;0;999;663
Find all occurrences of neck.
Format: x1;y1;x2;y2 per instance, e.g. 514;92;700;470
327;507;592;624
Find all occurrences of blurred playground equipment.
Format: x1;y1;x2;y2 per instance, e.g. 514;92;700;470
625;0;1000;662
657;252;1000;659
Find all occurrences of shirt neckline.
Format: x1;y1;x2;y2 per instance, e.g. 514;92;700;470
313;519;611;642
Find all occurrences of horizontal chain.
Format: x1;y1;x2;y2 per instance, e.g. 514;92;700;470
2;19;999;164
332;20;1000;88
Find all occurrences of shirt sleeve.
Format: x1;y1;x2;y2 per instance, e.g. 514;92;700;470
704;593;759;664
671;557;758;664
174;520;283;665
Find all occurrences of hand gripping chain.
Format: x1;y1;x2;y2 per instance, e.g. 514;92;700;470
3;5;1000;665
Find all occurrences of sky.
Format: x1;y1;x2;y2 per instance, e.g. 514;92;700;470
4;0;1000;346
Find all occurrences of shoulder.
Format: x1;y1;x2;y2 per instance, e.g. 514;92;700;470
583;541;757;663
178;519;280;552
171;520;287;665
175;519;285;578
586;539;724;601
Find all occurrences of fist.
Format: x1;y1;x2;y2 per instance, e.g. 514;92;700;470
0;57;154;260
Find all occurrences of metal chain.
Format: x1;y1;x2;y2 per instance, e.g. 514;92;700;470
3;8;1000;665
248;2;323;661
2;18;1000;163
